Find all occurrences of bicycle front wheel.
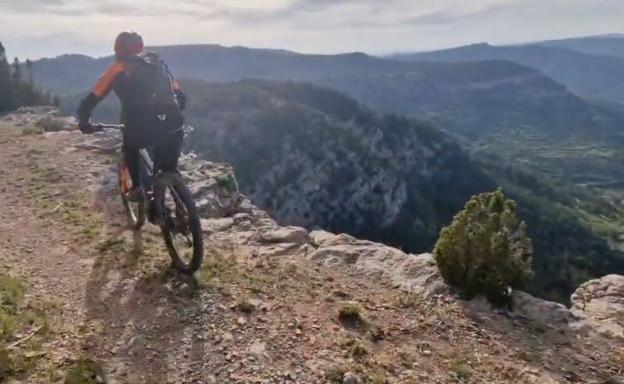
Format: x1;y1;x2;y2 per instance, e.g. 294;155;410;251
155;172;203;274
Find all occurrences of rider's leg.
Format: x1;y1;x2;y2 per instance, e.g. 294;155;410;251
123;144;141;187
122;143;144;201
153;130;183;174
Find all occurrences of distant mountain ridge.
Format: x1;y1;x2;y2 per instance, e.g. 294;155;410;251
538;34;624;59
35;44;613;142
392;39;624;105
31;45;408;95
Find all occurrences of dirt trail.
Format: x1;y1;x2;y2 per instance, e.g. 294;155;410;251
0;120;623;384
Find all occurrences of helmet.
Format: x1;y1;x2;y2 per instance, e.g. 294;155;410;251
114;32;144;59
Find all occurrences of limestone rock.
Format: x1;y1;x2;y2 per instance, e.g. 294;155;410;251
571;274;624;338
309;235;445;298
1;106;75;131
510;291;579;326
309;230;338;247
309;230;359;247
200;218;236;234
247;341;267;359
256;226;310;245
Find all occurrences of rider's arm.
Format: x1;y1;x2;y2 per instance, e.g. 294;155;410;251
162;59;187;111
77;61;125;126
173;80;187;111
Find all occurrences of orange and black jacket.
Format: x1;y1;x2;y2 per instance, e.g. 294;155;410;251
77;58;186;124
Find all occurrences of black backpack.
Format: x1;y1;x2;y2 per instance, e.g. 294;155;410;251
125;52;179;110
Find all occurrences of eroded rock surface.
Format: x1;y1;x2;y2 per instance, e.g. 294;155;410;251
571;274;624;338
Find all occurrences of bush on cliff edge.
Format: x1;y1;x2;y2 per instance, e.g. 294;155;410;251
433;190;533;305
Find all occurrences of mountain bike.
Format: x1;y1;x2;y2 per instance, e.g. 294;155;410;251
93;123;203;274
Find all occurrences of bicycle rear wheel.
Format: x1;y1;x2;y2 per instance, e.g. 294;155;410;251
118;156;145;230
155;172;203;274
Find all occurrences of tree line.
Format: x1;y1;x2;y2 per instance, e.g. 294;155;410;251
0;42;58;114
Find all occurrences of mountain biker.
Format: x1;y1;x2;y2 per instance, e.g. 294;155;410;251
77;31;187;201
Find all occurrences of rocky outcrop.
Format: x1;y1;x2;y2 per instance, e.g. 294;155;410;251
308;230;445;297
1;106;77;132
464;278;623;340
6;107;624;343
571;274;624;338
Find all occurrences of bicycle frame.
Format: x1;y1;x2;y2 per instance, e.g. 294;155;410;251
95;122;192;180
96;122;190;224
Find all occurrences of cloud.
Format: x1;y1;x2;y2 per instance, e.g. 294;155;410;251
0;0;531;23
0;0;275;19
1;0;623;59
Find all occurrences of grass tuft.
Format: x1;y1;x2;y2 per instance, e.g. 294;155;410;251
350;339;369;358
325;365;347;383
0;274;51;381
449;358;473;381
237;297;255;314
64;358;107;384
338;302;364;323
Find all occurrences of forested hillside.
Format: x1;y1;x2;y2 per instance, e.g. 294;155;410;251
183;79;494;252
0;42;57;113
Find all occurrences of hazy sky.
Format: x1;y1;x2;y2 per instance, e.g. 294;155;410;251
1;0;623;60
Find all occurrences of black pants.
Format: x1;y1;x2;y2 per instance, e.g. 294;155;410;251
122;108;184;188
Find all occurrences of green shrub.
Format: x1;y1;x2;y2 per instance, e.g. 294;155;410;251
237;297;255;314
36;116;66;132
0;275;50;380
350;339;369;357
0;276;25;342
324;365;346;383
64;358;107;384
214;173;239;193
433;190;533;304
21;126;44;135
338;302;364;324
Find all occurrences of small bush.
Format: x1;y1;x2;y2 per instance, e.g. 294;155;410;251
0;275;50;381
36;116;66;132
350;339;369;357
237;298;255;314
214;173;239;193
0;276;25;342
64;358;107;384
449;358;473;380
433;190;533;305
324;365;347;383
0;348;12;381
21;126;44;136
395;292;417;308
338;302;364;324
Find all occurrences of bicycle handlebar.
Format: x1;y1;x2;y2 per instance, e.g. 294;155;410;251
94;123;124;130
89;123;194;135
